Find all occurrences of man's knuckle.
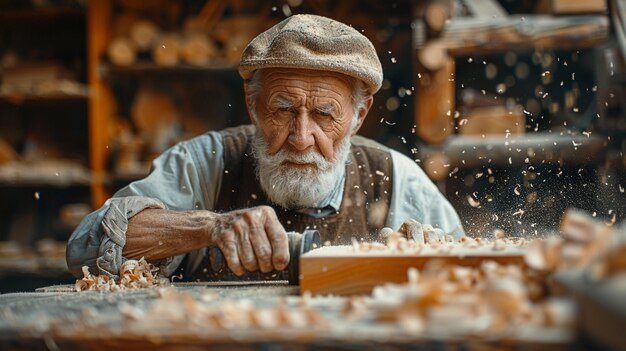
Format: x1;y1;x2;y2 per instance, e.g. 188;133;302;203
242;210;255;222
232;221;247;233
258;205;274;217
256;249;271;261
242;261;257;271
242;253;256;264
219;239;236;252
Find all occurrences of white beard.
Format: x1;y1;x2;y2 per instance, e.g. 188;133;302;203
251;131;352;209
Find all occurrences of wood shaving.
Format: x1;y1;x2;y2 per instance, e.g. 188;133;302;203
352;260;565;335
114;288;328;331
524;209;626;279
341;211;626;336
74;257;169;292
305;231;528;257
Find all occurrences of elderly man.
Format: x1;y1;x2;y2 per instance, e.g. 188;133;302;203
67;14;463;281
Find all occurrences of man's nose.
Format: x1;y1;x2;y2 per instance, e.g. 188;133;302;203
288;112;315;151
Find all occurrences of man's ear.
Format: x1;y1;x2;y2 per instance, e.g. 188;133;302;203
351;96;374;136
243;80;257;125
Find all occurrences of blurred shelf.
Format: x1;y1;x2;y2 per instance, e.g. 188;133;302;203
102;61;239;77
0;6;84;22
0;92;89;106
0;241;69;279
0;257;69;278
0;161;92;187
0;179;92;188
108;171;149;183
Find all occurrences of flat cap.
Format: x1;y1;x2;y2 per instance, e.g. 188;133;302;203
239;14;383;94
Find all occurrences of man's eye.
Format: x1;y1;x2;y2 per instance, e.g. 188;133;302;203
278;107;292;112
317;110;332;117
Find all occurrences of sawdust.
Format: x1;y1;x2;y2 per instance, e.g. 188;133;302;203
304;236;528;257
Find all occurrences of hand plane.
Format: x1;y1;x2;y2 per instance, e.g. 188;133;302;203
206;230;321;285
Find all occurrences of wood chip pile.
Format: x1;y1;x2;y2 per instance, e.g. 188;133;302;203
116;288;327;331
75;258;169;292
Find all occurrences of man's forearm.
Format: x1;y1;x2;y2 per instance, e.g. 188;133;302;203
122;206;289;277
123;208;216;262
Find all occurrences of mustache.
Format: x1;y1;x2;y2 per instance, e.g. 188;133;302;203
263;146;334;171
250;129;352;208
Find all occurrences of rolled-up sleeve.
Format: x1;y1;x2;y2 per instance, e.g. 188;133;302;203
67;137;218;278
386;149;465;238
96;196;166;278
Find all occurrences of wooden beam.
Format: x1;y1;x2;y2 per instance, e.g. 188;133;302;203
551;0;607;14
462;0;508;19
435;133;605;169
88;0;114;208
415;15;608;68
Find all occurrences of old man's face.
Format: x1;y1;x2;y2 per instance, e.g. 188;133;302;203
247;68;365;209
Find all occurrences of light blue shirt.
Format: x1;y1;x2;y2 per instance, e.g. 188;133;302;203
66;128;464;278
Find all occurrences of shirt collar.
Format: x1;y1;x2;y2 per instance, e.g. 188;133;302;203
293;170;345;217
319;170;345;211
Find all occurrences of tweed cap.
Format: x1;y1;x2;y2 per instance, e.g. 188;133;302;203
239;14;383;94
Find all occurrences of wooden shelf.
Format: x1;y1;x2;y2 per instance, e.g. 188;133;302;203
0;92;88;105
102;61;238;76
0;256;69;278
0;161;92;187
0;6;84;22
107;171;149;184
0;179;92;188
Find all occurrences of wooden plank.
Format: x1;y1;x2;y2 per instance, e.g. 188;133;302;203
551;0;606;14
462;0;508;18
300;246;526;296
0;284;572;349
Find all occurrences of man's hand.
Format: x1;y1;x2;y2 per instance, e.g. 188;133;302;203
210;206;289;276
397;219;444;244
377;219;445;245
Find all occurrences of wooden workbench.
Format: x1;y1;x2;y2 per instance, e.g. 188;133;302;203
0;282;573;351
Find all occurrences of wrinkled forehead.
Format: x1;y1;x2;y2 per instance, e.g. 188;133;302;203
257;68;354;98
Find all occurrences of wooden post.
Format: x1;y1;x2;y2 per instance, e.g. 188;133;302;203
414;59;455;144
88;0;114;208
